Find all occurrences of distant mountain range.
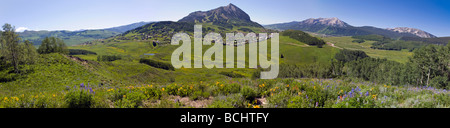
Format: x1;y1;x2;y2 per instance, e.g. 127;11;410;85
18;21;152;46
264;17;436;38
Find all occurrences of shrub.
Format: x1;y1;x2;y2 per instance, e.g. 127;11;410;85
97;55;122;61
267;90;291;108
65;85;95;108
352;39;365;43
287;96;309;108
190;91;210;100
139;58;175;71
219;71;245;78
144;86;162;100
217;83;241;95
430;76;448;89
110;89;146;108
241;86;257;101
68;49;97;55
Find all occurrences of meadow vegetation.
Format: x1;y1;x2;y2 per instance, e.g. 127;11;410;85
1;23;449;108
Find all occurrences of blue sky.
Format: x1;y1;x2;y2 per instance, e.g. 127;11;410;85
1;0;449;36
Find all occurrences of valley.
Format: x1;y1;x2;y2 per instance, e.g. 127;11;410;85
0;3;448;108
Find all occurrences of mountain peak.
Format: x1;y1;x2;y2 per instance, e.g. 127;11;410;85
301;17;349;27
178;3;262;28
387;27;436;38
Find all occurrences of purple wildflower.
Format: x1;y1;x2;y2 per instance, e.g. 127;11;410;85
89;87;94;95
365;91;369;96
80;83;85;88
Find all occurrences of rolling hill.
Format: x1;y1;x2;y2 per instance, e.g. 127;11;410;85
18;21;152;46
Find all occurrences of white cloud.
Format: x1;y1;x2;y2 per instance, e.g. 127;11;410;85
16;27;30;32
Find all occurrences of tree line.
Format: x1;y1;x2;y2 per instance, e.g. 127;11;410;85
333;46;450;88
274;46;449;89
281;30;326;48
0;23;68;74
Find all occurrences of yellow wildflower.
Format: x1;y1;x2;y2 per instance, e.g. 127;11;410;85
162;88;165;91
253;105;260;108
286;84;289;87
123;95;126;98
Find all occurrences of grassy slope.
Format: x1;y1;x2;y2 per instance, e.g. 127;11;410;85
322;36;412;63
0;53;104;96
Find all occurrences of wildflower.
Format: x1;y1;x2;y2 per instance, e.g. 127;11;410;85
298;92;301;95
123;95;126;98
286;85;289;87
80;83;85;88
53;94;56;97
372;94;377;100
384;85;387;87
253;105;260;108
365;91;369;96
314;86;316;90
162;88;165;91
315;102;318;107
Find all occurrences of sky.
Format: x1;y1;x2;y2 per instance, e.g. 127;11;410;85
1;0;449;37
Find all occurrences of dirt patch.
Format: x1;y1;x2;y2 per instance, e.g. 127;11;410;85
326;42;343;49
286;42;309;47
256;97;267;105
172;95;214;108
144;95;214;108
64;55;98;68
